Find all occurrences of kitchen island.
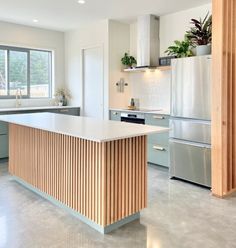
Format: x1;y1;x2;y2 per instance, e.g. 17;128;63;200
0;113;169;233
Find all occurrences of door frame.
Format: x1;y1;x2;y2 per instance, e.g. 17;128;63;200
80;44;105;119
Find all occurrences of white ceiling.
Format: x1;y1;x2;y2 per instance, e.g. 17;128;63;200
0;0;211;31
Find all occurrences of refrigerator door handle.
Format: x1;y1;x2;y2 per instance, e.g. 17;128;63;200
169;138;211;149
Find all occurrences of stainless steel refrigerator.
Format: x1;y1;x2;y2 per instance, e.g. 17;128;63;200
169;55;212;187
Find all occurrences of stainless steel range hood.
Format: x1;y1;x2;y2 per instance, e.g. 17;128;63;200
136;15;160;69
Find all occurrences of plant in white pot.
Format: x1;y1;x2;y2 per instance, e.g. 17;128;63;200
186;13;212;56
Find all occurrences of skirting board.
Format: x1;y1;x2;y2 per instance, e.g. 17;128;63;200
13;176;140;234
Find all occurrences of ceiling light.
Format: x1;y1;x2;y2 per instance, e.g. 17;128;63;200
33;19;39;23
77;0;85;4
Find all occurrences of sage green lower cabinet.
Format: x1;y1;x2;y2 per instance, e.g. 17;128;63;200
0;122;8;159
145;113;170;167
0;122;8;135
147;143;169;167
109;110;121;121
0;134;8;158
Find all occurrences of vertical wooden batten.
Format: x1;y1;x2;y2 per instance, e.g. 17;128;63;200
212;0;236;197
9;124;147;230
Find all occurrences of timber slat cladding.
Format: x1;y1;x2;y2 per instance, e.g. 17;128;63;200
9;124;147;226
212;0;236;197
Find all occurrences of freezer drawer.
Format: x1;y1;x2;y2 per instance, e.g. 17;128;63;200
171;56;211;120
169;118;211;144
169;139;211;187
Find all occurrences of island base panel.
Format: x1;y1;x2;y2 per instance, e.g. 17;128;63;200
13;176;140;234
9;124;147;233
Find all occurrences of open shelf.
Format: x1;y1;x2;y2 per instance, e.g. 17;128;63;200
123;66;171;73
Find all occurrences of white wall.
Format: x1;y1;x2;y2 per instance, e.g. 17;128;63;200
108;20;130;109
65;20;109;119
160;3;212;56
0;21;65;108
63;3;212;113
126;3;212;112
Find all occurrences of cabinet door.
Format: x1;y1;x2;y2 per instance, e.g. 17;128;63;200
110;111;121;121
57;108;80;116
0;134;8;158
145;114;169;127
147;142;169;167
0;121;8;135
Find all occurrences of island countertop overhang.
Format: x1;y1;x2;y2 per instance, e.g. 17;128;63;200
0;112;169;142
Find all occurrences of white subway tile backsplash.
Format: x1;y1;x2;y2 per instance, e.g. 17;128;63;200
129;70;171;112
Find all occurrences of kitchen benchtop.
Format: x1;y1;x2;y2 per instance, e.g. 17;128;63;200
110;108;170;115
0;112;169;142
0;105;80;113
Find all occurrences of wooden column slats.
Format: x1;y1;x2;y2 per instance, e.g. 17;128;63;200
9;124;147;227
212;0;236;197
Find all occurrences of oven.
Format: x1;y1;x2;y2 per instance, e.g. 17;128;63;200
120;112;145;124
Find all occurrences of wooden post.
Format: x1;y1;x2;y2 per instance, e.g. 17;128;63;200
212;0;236;197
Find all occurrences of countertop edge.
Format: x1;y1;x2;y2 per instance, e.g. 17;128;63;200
0;113;170;143
0;106;80;113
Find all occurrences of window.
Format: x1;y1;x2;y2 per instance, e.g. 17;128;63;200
0;46;52;98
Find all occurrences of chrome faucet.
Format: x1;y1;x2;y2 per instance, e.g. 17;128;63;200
15;88;22;107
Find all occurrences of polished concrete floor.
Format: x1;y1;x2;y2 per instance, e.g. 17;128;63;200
1;160;236;248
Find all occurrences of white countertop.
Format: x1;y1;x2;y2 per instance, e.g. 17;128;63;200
110;108;170;115
0;112;169;142
0;105;79;113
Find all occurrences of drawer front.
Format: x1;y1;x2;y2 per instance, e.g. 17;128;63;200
48;108;80;116
147;142;169;167
0;121;8;135
170;118;211;144
145;114;169;127
169;139;211;187
110;111;121;121
46;109;59;113
0;134;9;158
57;108;80;116
148;132;169;146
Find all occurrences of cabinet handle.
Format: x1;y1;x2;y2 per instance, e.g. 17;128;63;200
153;145;166;151
59;109;69;112
113;112;118;115
153;116;165;120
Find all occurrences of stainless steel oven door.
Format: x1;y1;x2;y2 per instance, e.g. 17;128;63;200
169;139;211;187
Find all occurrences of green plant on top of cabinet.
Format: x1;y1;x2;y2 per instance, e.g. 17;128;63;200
110;110;121;121
145;114;170;167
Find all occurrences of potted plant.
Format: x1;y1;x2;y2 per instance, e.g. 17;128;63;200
165;38;193;58
54;88;71;106
186;13;212;56
121;52;137;68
